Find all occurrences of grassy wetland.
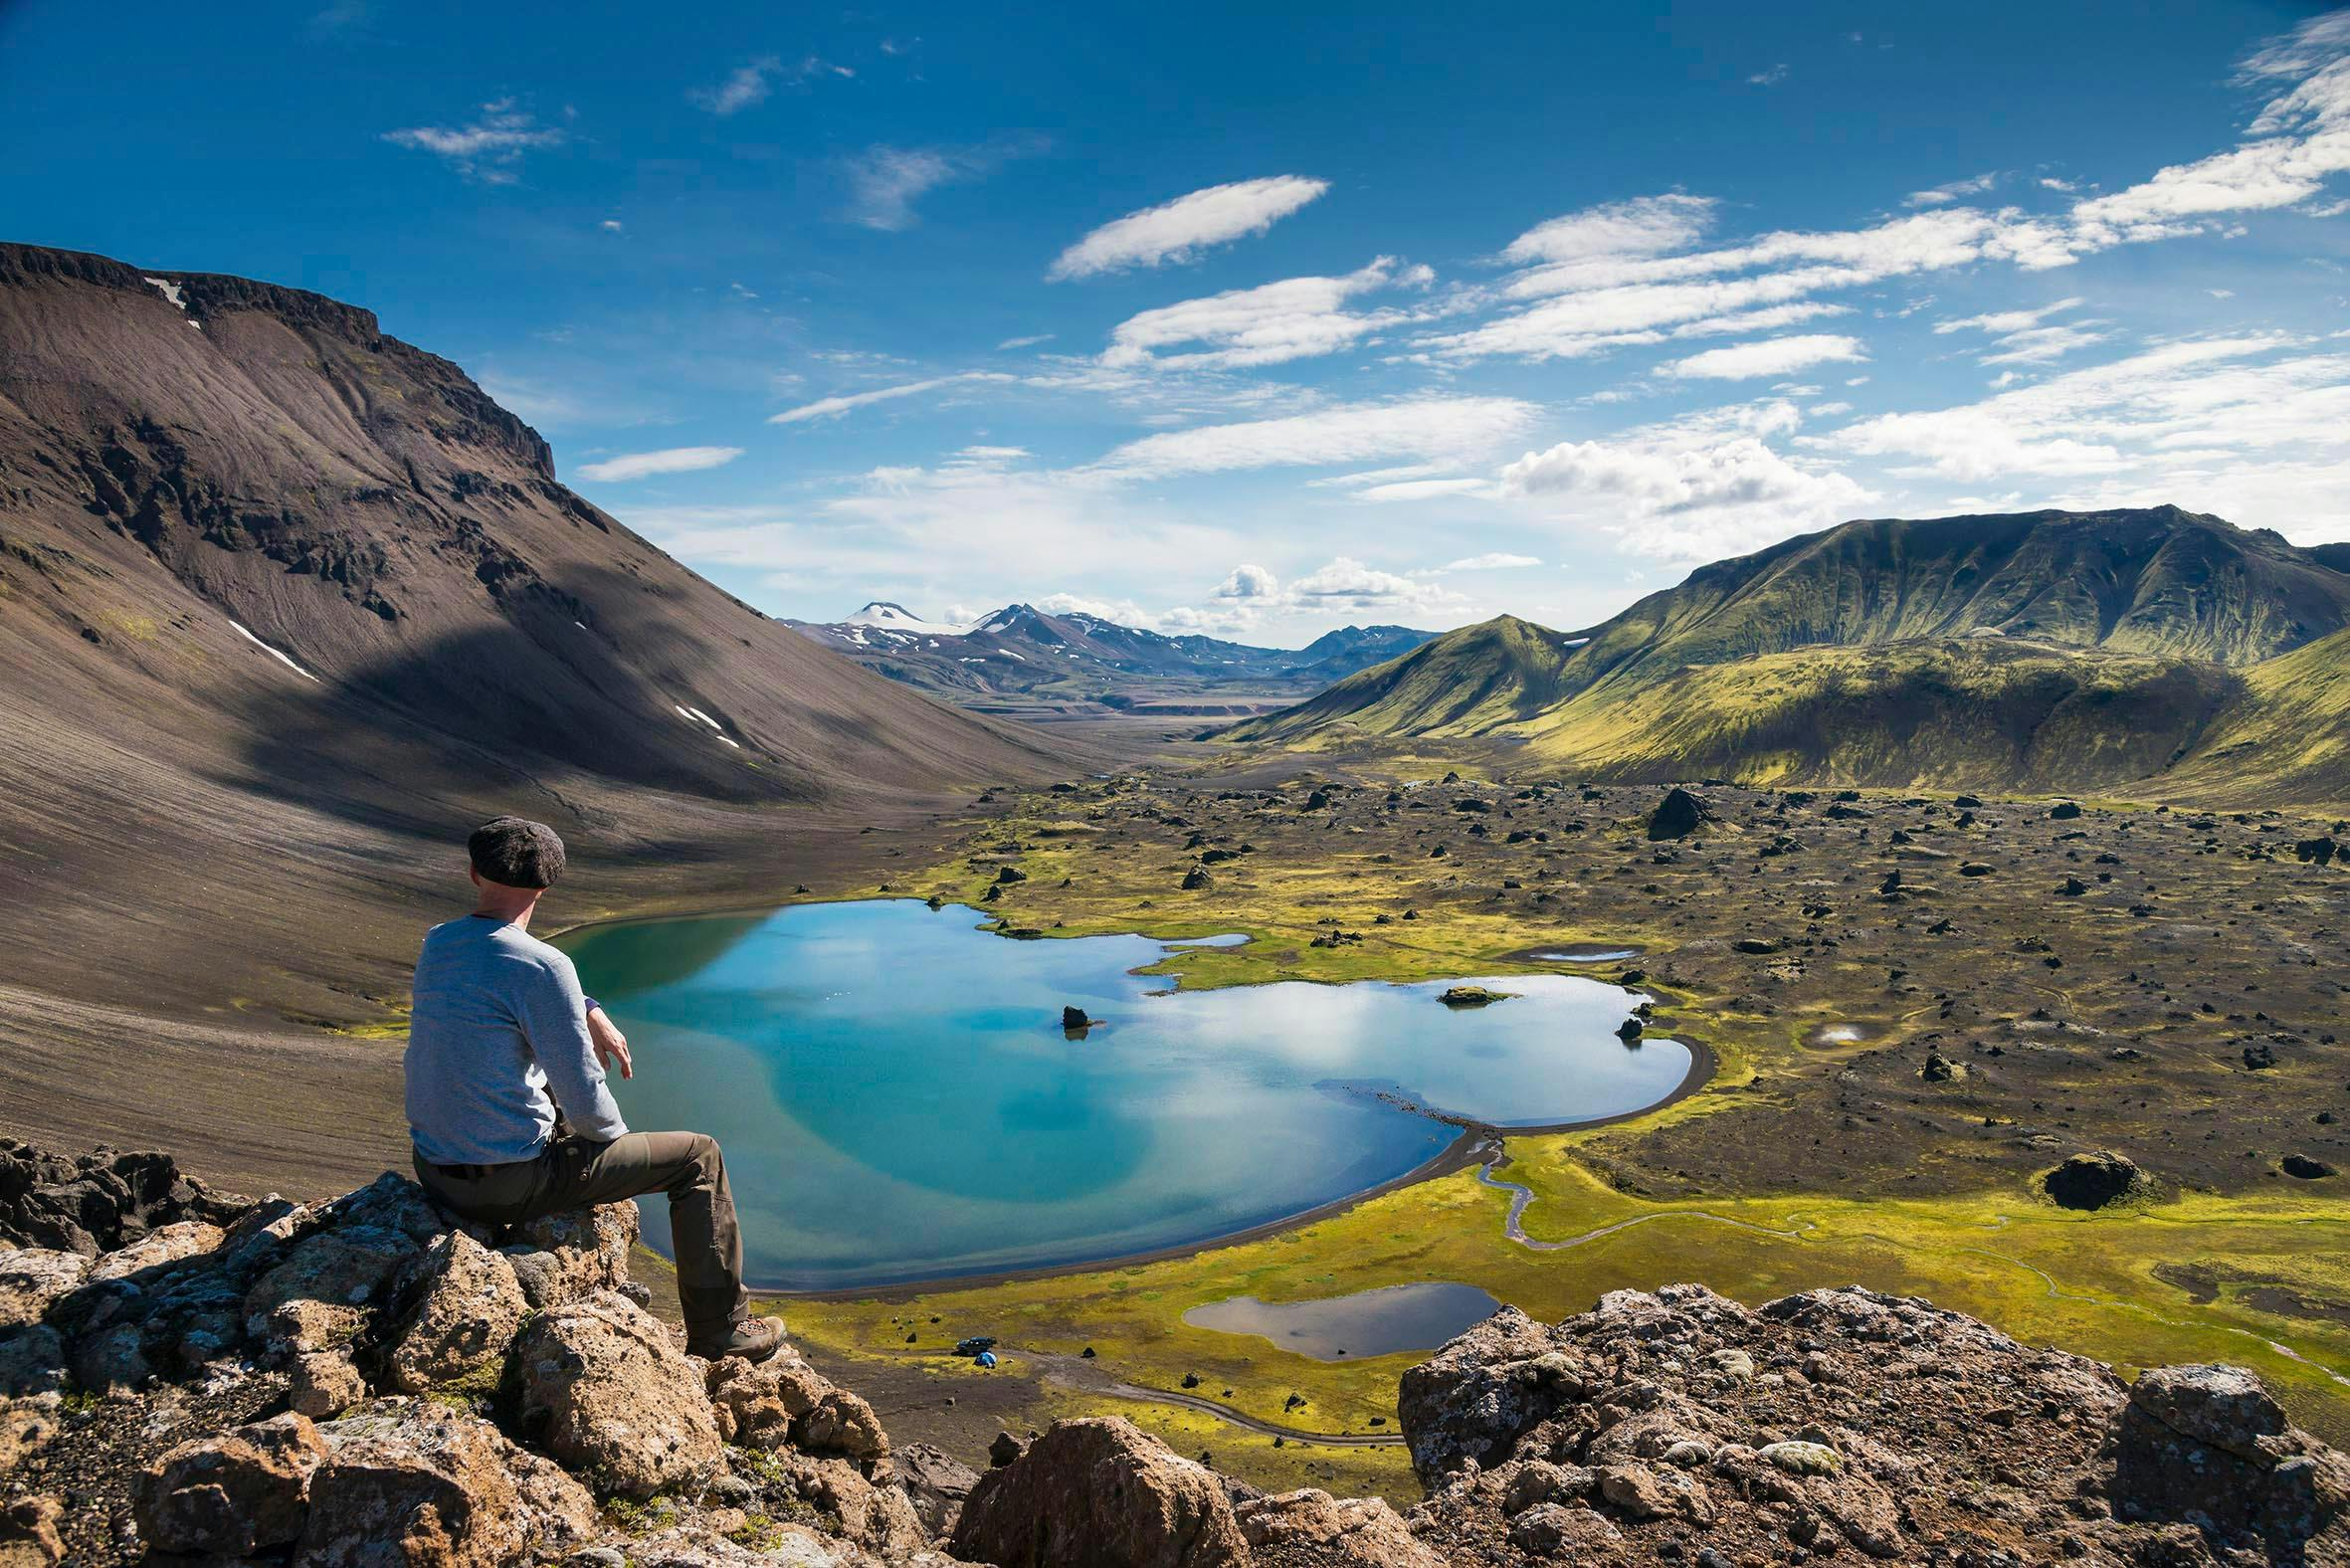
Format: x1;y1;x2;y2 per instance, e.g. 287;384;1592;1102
771;763;2350;1501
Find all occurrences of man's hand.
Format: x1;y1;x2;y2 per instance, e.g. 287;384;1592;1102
586;1007;634;1080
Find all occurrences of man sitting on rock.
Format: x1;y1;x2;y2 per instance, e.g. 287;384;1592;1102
404;816;781;1363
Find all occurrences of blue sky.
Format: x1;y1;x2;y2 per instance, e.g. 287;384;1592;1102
6;2;2348;645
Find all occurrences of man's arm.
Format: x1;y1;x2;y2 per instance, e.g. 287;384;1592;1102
516;956;630;1142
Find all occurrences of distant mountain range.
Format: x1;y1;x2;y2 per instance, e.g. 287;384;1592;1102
787;601;1435;714
1225;506;2350;803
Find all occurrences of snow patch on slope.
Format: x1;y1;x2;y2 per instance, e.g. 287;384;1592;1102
228;621;316;681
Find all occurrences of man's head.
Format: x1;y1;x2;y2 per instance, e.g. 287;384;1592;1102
468;817;566;892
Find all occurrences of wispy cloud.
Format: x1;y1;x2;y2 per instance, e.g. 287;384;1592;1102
382;99;566;183
688;55;851;115
770;371;1017;425
1747;64;1789;87
576;446;744;483
1445;552;1542;570
1905;172;2001;207
841;139;1038;230
1665;333;1867;379
1098;257;1436;370
1048;175;1330;280
1500;194;1716;266
1088;396;1538;481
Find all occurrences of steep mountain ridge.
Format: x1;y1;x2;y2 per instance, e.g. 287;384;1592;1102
1226;508;2350;802
791;597;1434;709
0;242;1069;1168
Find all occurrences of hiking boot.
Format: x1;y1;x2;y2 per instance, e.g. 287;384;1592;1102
689;1314;785;1364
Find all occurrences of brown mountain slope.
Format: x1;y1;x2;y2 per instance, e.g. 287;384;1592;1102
0;243;1070;1186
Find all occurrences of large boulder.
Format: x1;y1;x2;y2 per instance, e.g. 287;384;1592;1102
243;1228;416;1357
85;1219;225;1282
299;1400;596;1568
951;1416;1250;1568
498;1202;637;1309
0;1252;85;1330
515;1290;722;1497
1646;787;1717;842
1397;1304;1585;1479
0;1495;62;1568
384;1231;527;1394
2043;1149;2144;1210
136;1411;329;1556
0;1141;246;1256
2115;1363;2350;1556
895;1441;981;1538
1235;1488;1445;1567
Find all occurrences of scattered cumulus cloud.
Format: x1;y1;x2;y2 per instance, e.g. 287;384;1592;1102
576;446;744;483
382;99;564;183
1905;172;2001;208
1048;176;1329;280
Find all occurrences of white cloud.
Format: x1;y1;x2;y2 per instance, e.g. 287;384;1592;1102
1500;194;1717;266
841;140;1038;230
688;56;849;115
576;446;744;483
1500;401;1874;559
1821;335;2350;539
1747;64;1789;87
1215;564;1279;600
770;371;1017;425
382;100;564;183
2067;14;2350;247
1933;297;2085;335
1445;552;1542;570
1905;172;2000;208
997;333;1055;349
1665;333;1867;379
1099;257;1435;370
1977;323;2109;365
1048;176;1329;280
1088;396;1540;481
1354;477;1501;502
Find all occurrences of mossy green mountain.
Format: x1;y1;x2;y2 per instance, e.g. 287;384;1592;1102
1228;507;2350;803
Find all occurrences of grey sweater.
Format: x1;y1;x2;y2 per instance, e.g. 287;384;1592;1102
405;915;629;1164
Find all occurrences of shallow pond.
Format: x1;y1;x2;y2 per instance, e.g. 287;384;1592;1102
1184;1280;1504;1360
565;900;1688;1289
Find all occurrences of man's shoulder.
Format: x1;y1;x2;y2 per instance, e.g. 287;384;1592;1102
486;922;575;975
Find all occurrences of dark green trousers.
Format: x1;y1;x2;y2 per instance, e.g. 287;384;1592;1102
414;1130;746;1344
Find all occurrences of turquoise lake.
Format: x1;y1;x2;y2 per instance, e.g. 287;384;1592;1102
564;899;1690;1290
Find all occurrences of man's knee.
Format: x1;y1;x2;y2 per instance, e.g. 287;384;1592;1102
687;1132;723;1183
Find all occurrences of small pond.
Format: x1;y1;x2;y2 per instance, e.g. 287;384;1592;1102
1184;1281;1504;1360
565;899;1688;1289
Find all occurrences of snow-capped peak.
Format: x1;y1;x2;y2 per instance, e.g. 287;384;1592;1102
842;601;971;637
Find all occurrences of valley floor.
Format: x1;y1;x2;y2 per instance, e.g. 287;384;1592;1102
762;756;2350;1501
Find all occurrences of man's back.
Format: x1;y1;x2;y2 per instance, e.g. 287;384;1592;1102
405;914;625;1164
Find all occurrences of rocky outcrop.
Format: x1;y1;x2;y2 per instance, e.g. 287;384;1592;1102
135;1411;329;1556
1235;1487;1444;1567
10;1139;2350;1568
1399;1282;2350;1566
384;1231;527;1394
302;1400;598;1568
952;1415;1251;1568
514;1290;723;1497
0;1141;244;1256
2044;1148;2145;1209
1646;786;1718;841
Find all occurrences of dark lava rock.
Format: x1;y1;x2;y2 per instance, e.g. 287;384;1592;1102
1181;866;1214;890
2050;801;2083;819
1645;787;1715;842
1439;985;1510;1008
0;1140;247;1255
2281;1154;2335;1180
1919;1051;1962;1082
2044;1150;2144;1210
2295;836;2339;866
2246;1043;2280;1070
995;866;1028;884
1733;936;1782;954
1953;794;1984;808
895;1441;981;1537
1061;1006;1093;1032
987;1431;1023;1468
1616;1017;1643;1043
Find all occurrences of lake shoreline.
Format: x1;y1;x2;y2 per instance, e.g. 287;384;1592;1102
752;1032;1717;1303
